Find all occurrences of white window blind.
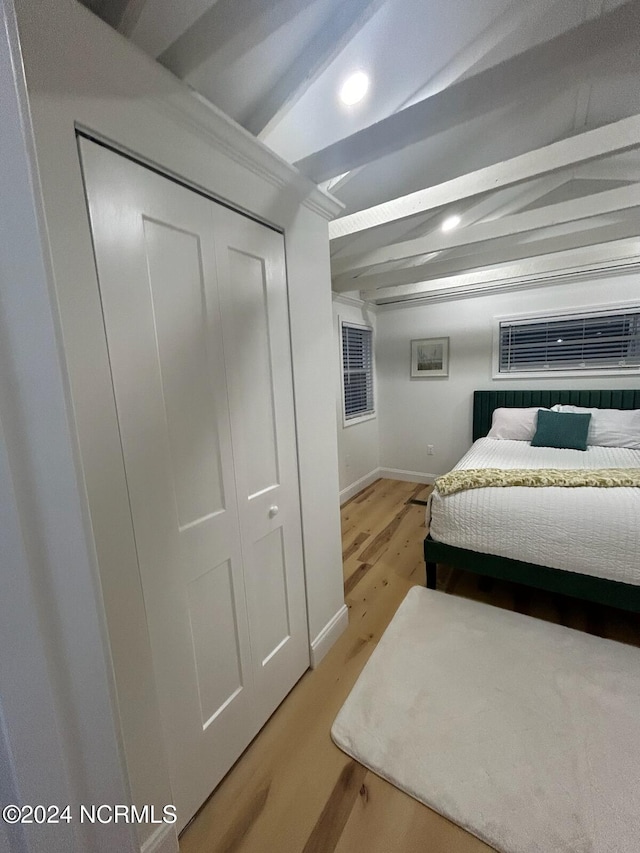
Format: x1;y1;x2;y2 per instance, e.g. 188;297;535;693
342;322;374;419
499;308;640;374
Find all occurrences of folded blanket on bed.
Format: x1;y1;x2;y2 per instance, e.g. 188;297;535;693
434;467;640;496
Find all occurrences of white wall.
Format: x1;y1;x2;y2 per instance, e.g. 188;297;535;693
11;0;346;849
333;296;380;501
0;4;137;851
376;272;640;478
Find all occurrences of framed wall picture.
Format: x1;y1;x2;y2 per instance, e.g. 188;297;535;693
411;337;449;378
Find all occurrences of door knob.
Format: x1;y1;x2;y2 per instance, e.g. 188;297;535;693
269;505;279;518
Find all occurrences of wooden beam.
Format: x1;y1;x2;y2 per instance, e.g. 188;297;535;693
568;1;604;133
333;217;640;292
296;0;640;183
328;175;569;267
397;0;564;111
95;0;146;32
159;0;309;79
332;183;640;277
326;0;563;196
246;0;386;138
117;0;150;35
387;175;569;248
574;161;640;183
448;174;571;224
330;176;567;268
327;115;640;240
366;239;640;303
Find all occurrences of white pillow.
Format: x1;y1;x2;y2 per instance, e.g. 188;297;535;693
552;405;640;449
487;407;548;441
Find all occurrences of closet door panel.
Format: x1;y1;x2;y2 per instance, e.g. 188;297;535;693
226;247;280;497
251;528;290;665
142;218;226;525
79;139;257;832
213;207;309;721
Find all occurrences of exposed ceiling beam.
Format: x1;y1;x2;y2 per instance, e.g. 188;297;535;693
330;175;568;271
328;175;570;263
332;183;640;277
159;0;309;79
365;239;640;304
333;217;640;293
568;0;603;133
94;0;147;32
325;0;563;196
573;162;640;183
117;0;151;35
329;212;441;260
328;115;640;240
380;175;569;249
420;175;573;267
397;0;564;110
246;0;386;138
296;0;640;184
81;0;106;13
458;175;571;224
571;81;593;134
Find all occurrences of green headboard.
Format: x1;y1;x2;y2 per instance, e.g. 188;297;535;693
473;390;640;441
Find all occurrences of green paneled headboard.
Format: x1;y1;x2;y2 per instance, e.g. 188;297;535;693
473;390;640;441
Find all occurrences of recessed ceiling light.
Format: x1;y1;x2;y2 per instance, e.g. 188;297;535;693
339;72;370;106
441;215;461;232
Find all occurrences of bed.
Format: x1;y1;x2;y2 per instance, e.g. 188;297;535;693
424;390;640;612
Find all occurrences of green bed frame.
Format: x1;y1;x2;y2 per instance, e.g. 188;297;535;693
424;389;640;612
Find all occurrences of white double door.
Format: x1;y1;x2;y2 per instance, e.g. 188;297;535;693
80;139;309;830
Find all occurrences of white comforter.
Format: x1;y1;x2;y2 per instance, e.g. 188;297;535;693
429;437;640;585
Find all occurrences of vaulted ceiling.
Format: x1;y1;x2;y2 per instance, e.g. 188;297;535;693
80;0;640;303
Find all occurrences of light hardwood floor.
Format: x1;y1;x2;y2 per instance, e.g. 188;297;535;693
180;477;640;853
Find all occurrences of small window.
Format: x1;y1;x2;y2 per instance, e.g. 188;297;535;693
498;307;640;375
342;322;374;421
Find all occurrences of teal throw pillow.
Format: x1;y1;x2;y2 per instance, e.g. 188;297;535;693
531;409;591;451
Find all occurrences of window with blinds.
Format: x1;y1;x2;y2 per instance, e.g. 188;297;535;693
342;322;374;420
498;307;640;374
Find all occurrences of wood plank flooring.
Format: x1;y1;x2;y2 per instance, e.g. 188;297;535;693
180;478;640;853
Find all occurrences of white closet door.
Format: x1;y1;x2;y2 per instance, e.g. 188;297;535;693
213;207;310;724
79;138;279;831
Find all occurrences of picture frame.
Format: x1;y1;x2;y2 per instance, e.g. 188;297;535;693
410;337;449;378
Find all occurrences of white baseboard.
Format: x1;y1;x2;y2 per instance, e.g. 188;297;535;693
141;823;178;853
340;467;435;504
339;468;381;504
378;467;435;484
310;604;349;668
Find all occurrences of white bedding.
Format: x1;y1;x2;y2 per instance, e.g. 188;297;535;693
429;437;640;586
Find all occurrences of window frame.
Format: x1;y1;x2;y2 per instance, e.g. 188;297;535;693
340;319;376;427
492;301;640;379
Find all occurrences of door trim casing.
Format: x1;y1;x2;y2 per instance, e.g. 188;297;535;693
76;129;285;234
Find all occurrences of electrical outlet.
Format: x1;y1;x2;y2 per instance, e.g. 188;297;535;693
427;445;434;456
